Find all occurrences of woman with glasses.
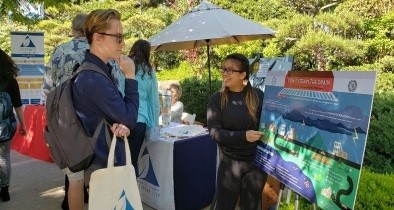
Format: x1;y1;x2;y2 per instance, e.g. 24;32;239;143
69;9;139;210
207;53;268;210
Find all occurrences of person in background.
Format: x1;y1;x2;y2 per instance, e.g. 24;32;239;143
168;83;184;123
69;9;139;210
207;53;267;210
0;48;27;202
127;39;160;168
42;13;89;101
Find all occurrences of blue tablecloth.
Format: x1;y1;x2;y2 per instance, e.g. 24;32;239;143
173;134;217;209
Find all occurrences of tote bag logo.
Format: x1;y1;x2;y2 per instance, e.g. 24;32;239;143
114;190;134;210
137;147;159;187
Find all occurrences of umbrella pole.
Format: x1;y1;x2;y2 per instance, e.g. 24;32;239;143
206;39;211;91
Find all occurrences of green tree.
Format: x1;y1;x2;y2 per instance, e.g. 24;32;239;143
335;0;394;19
280;0;343;16
0;0;71;23
288;30;365;71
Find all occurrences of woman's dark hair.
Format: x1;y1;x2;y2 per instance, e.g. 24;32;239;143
0;48;19;81
128;39;152;79
220;53;259;123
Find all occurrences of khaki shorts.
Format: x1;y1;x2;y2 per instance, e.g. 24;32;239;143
63;168;84;182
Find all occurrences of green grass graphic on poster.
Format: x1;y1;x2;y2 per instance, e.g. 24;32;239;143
254;71;376;210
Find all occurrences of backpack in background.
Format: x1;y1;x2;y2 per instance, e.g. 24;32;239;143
0;81;17;142
44;62;111;172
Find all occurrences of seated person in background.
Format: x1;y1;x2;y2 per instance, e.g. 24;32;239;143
168;83;184;123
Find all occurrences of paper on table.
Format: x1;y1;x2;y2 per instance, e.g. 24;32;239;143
162;124;207;138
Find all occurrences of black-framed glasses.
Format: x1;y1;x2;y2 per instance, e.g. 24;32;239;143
220;67;243;75
98;32;124;44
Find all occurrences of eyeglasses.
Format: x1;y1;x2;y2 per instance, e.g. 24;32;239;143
220;67;243;75
98;33;124;44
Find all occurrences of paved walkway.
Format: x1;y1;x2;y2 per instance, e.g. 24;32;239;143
0;150;65;210
0;151;211;210
0;151;161;210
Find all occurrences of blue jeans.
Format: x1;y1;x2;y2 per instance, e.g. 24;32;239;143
0;140;12;187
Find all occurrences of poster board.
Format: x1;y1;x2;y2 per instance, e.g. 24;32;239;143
255;71;376;210
11;31;45;104
249;56;293;91
249;56;293;209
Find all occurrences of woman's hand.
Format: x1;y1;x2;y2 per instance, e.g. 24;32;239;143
246;130;264;142
111;123;131;137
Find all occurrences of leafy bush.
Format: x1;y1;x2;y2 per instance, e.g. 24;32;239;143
355;168;394;209
365;72;394;173
380;56;394;73
179;76;222;125
366;103;394;173
157;61;195;80
153;51;182;72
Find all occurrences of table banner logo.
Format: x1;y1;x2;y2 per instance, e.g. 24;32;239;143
137;147;159;187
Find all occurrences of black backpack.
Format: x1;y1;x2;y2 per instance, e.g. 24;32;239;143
0;80;17;142
44;62;111;172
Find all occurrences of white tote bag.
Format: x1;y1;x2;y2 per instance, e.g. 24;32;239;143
88;135;143;210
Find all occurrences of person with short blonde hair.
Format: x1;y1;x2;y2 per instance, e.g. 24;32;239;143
42;12;127;209
66;9;139;210
84;9;122;45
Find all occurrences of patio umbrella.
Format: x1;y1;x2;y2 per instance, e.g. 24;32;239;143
149;0;275;90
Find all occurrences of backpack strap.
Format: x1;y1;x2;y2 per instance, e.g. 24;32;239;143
92;118;111;149
93;118;105;140
72;61;116;88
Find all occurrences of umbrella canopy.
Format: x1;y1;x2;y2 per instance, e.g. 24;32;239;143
149;0;275;89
